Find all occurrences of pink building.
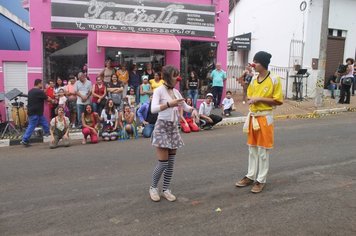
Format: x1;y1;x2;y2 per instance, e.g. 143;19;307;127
0;0;229;120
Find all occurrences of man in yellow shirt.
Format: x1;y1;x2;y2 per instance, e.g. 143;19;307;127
235;51;283;193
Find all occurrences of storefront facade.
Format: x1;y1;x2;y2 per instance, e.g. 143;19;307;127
0;0;229;119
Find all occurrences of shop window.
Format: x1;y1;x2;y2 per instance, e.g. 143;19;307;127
43;35;87;84
180;40;217;97
105;48;165;73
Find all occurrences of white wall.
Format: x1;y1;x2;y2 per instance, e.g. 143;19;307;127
229;0;356;97
329;0;356;60
228;0;306;67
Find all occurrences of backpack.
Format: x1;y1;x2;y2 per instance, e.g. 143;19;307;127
342;77;352;86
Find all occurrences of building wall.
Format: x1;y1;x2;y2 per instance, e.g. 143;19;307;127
0;0;229;119
229;0;356;97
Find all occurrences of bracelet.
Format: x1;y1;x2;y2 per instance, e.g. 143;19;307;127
166;102;170;108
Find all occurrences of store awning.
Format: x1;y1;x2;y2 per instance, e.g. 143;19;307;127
97;32;180;51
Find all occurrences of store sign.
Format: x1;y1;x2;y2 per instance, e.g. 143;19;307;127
228;33;251;51
51;0;216;37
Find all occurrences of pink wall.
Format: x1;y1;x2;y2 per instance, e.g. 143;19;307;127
0;0;229;120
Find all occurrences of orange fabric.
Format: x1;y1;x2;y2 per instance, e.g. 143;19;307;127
247;116;274;149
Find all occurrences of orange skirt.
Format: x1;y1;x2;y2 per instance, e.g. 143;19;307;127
247;116;274;149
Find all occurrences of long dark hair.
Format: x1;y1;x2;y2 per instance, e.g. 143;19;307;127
189;71;198;80
104;99;116;114
84;104;93;116
162;65;179;89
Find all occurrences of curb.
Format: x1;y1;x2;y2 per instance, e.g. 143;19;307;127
1;106;356;148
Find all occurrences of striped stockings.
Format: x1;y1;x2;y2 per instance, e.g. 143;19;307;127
151;154;175;190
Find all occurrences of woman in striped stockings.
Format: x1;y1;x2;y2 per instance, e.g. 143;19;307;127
149;65;195;202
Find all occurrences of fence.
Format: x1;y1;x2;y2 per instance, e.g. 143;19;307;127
226;65;291;98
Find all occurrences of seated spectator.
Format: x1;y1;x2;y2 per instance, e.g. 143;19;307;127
221;91;234;117
127;87;137;108
49;106;70;149
137;95;157;138
57;88;69;117
327;71;338;99
199;93;222;130
119;104;138;139
101;99;119;141
81;104;100;144
180;97;200;133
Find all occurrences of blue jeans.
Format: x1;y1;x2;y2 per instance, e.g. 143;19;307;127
77;104;86;126
328;84;336;98
22;115;50;142
142;124;154;138
188;89;199;108
212;86;223;108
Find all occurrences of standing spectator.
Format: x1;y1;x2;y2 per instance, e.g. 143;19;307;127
140;75;152;105
221;91;234;117
144;62;155;81
326;71;338;99
45;80;57;118
49;106;70;149
117;64;129;97
338;58;354;104
149;72;164;91
198;93;222;130
20;79;50;147
238;64;254;104
353;61;356;96
57;88;68;116
91;75;107;114
186;71;200;108
107;74;124;111
65;75;77;128
137;95;157;138
127;87;137;109
81;104;100;144
55;77;65;95
101;99;119;141
101;59;116;85
149;65;194;202
211;62;227;108
75;72;92;127
129;64;141;105
236;51;283;194
180;97;200;133
119;104;137;139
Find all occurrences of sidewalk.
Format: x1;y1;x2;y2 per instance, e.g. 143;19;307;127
212;93;356;126
1;94;356;147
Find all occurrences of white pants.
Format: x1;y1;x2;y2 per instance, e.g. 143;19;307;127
246;146;270;183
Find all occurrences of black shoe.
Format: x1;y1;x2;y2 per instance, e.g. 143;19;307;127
20;140;31;147
331;96;335;99
204;125;213;130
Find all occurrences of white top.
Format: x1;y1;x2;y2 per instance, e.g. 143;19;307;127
199;102;213;116
58;96;67;106
151;85;192;122
50;116;70;131
222;97;234;110
342;64;354;78
101;109;119;123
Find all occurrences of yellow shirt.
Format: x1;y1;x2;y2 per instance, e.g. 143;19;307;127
149;79;164;91
117;70;129;84
247;72;283;112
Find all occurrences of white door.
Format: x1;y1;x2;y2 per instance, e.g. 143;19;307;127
3;62;28;121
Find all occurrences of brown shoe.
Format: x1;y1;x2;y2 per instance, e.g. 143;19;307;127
235;177;254;187
251;182;265;193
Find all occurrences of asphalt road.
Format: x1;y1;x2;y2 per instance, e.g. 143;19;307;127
1;113;356;236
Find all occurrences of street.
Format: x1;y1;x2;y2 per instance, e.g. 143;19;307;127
1;113;356;236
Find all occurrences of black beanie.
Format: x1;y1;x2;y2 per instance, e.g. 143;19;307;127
253;51;272;69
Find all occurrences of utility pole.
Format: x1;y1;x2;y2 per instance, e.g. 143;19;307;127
315;0;330;107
